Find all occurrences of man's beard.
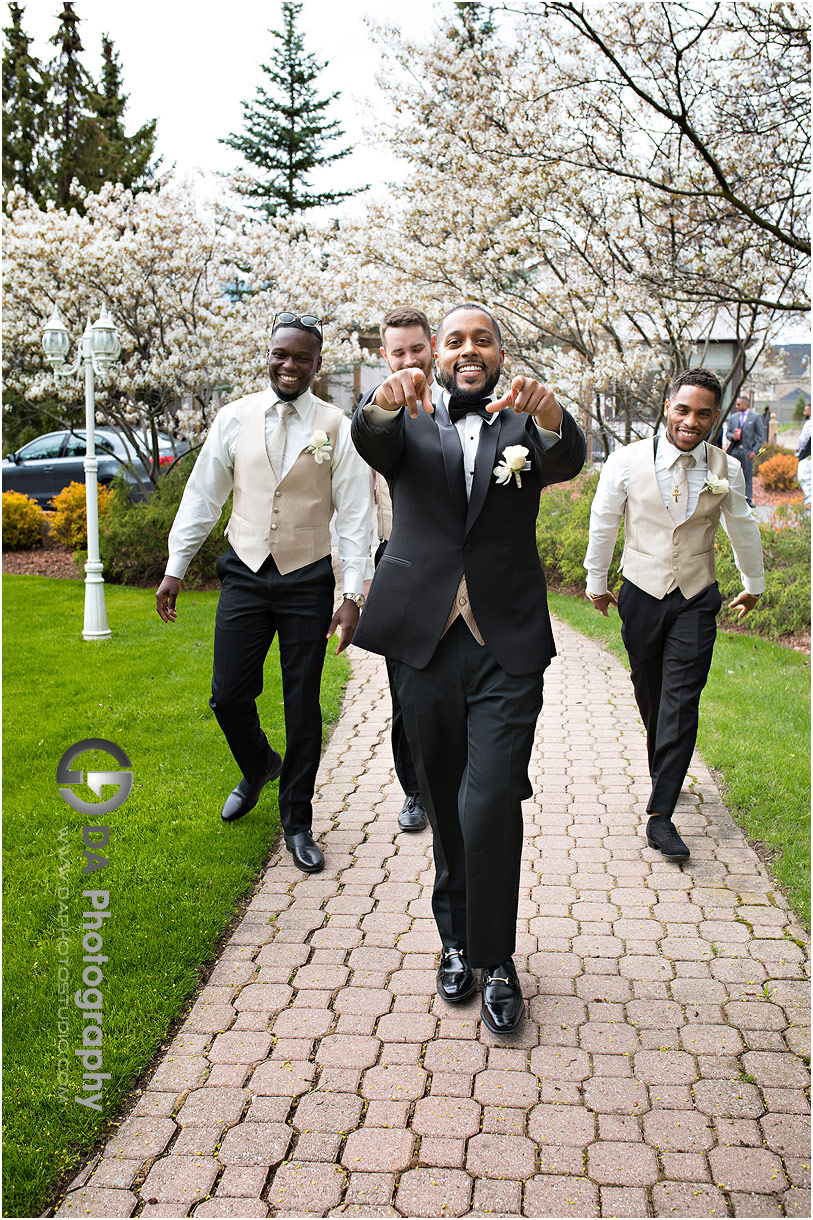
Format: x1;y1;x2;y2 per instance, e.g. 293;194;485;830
436;362;501;405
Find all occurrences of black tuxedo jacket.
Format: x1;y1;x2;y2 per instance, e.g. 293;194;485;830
352;395;586;676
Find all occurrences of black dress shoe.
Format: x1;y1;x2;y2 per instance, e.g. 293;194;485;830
436;947;476;1002
220;753;283;822
284;831;324;874
480;958;525;1035
646;815;690;859
398;793;428;832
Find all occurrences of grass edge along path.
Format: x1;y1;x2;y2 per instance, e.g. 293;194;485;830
548;589;811;927
2;575;350;1219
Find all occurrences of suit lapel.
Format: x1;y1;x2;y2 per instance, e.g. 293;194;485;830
465;412;502;536
434;397;468;514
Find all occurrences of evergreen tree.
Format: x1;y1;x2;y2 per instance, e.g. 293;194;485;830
221;0;356;217
88;34;159;192
2;3;50;204
47;0;98;207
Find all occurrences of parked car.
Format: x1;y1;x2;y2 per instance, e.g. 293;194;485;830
2;427;189;508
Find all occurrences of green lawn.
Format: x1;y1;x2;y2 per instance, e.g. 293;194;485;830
549;590;811;924
2;575;349;1219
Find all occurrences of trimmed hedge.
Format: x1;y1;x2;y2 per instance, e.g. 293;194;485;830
536;470;811;641
100;453;231;588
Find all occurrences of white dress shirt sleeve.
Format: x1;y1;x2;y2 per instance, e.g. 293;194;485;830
533;419;564;448
720;456;765;595
363;402;403;427
583;449;629;596
332;415;375;596
166;407;238;579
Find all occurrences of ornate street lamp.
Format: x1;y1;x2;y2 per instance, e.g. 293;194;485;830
42;304;121;640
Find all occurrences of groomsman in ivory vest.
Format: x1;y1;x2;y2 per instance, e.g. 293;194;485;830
155;314;372;874
584;368;765;859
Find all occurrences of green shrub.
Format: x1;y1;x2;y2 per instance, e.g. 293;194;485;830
714;509;810;638
50;481;112;549
100;452;231;587
2;491;45;550
535;467;811;641
758;453;801;493
754;441;794;473
535;469;624;590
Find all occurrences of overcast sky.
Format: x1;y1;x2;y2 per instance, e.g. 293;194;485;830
17;0;443;197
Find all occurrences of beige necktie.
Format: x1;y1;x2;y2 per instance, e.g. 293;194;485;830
667;452;694;525
267;402;295;481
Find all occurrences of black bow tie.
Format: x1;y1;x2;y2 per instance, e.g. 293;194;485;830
448;399;493;424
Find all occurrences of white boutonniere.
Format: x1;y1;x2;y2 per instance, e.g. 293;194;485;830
702;473;729;495
493;444;530;488
306;429;332;463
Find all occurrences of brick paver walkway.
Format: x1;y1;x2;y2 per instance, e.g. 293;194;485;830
58;622;810;1218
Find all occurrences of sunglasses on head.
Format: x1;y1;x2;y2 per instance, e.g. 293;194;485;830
273;310;323;336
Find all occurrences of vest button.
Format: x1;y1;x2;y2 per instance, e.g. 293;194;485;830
270;524;278;530
274;490;282;498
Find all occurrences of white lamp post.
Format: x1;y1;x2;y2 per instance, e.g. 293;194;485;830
42;304;121;641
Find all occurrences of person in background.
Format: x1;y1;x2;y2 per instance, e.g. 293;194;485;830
726;394;764;506
796;401;811;507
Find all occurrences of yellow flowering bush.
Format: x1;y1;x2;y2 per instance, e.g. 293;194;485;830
50;481;112;550
2;491;45;550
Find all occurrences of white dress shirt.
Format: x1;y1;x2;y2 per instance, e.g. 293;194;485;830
167;385;372;593
364;391;563;498
584;435;765;596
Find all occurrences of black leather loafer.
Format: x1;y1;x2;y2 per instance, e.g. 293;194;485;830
480;958;525;1035
284;831;325;874
646;815;690;859
220;753;283;823
436;947;476;1002
398;794;428;832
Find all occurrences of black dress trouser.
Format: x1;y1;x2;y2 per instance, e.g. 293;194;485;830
374;539;420;799
209;548;334;835
390;619;545;968
617;579;722;817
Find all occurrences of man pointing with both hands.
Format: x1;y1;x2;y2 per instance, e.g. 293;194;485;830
352;304;585;1035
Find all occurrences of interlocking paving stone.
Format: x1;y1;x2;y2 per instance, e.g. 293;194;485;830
68;632;809;1218
268;1162;346;1215
56;1188;137;1216
396;1168;472;1217
651;1182;728;1216
523;1174;599;1216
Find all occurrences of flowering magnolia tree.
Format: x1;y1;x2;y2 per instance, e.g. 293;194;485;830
3;177;366;480
337;1;808;452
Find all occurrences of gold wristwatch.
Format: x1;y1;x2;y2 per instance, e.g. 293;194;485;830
343;593;365;608
586;591;606;602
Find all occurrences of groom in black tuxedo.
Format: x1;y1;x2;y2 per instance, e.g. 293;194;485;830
352;304;585;1034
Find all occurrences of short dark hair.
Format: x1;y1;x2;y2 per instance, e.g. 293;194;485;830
380;306;431;346
270;319;323;349
435;303;502;347
669;367;722;408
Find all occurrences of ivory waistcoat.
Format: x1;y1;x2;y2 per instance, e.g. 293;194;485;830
621;438;729;600
227;394;343;575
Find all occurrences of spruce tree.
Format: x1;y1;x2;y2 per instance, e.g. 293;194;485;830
47;0;98;207
88;35;158;193
2;3;50;204
221;0;356;217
